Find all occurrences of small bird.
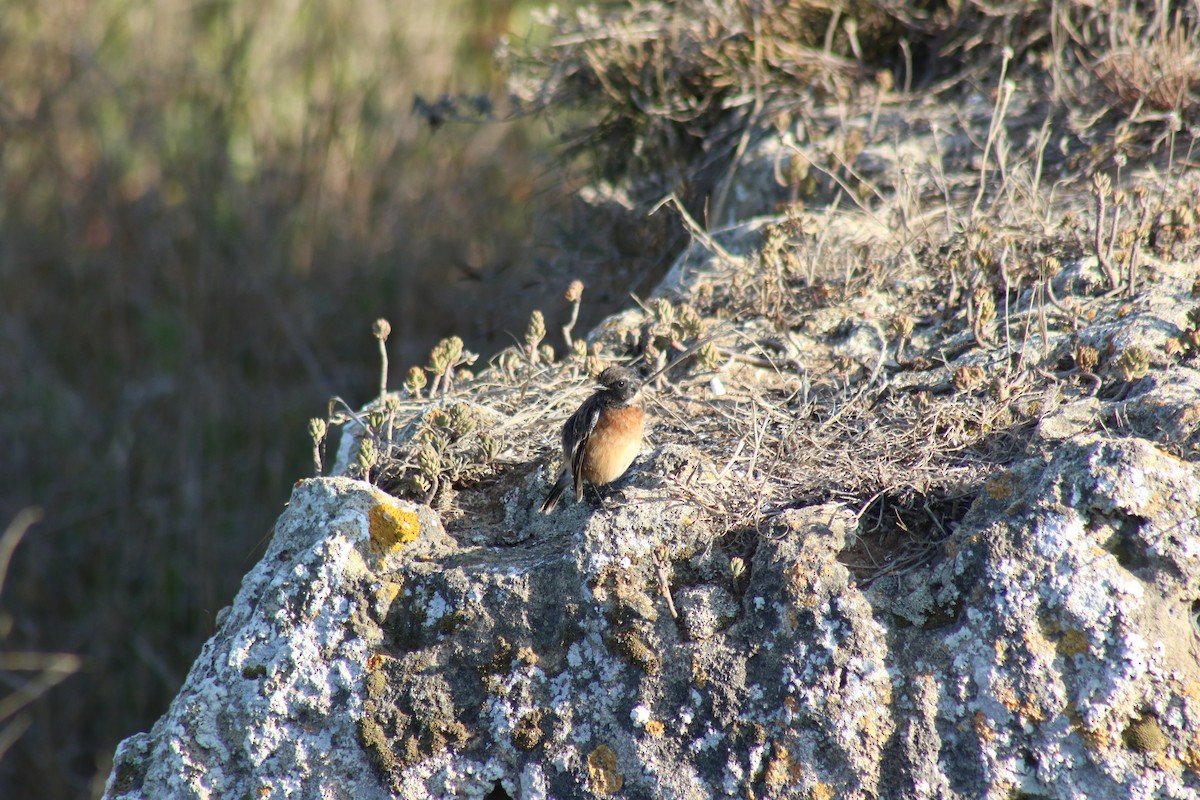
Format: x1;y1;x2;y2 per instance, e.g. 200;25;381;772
540;366;645;513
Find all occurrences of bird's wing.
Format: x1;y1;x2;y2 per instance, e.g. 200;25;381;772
568;401;602;499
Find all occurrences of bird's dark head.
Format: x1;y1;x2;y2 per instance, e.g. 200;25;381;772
595;366;642;402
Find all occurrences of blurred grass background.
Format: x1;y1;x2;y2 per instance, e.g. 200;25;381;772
0;0;584;796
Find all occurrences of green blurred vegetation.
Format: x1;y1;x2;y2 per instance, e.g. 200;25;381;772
0;0;560;796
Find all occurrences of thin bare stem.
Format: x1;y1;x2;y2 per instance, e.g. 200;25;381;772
972;48;1013;218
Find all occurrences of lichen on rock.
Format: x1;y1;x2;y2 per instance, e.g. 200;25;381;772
104;78;1200;800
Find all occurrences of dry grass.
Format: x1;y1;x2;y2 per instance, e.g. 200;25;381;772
508;0;1200;199
357;46;1200;592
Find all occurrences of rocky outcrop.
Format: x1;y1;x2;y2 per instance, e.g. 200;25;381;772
103;420;1200;798
104;95;1200;800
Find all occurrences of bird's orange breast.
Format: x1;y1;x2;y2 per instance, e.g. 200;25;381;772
580;405;645;486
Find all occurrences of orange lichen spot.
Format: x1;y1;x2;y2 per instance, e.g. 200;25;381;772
1182;731;1200;773
985;474;1014;500
1021;700;1047;724
783;561;809;594
645;720;665;737
368;502;420;554
996;685;1020;713
763;743;790;789
973;711;995;742
1065;702;1111;750
691;654;709;687
784;607;804;629
587;744;623;794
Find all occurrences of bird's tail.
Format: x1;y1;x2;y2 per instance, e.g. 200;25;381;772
540;472;570;513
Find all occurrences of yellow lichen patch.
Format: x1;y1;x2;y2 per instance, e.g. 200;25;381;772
587;744;623;794
1023;628;1055;658
368;501;420;554
1155;752;1182;773
645;720;665;737
375;580;402;610
1081;725;1112;750
1057;628;1089;658
810;783;835;800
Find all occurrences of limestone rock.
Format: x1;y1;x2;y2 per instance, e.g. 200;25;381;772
106;425;1200;799
104;478;451;800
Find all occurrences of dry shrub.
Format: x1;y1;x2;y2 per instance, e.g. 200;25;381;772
1077;5;1200;118
510;0;1200;191
505;0;880;191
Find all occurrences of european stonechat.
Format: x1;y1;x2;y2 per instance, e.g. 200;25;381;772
540;366;645;512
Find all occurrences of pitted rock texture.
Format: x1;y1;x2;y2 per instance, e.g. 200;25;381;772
352;495;892;799
870;436;1200;800
106;434;1200;799
104;479;450;800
